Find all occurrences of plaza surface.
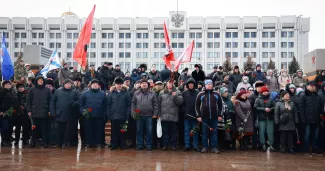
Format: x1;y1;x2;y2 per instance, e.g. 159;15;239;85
0;145;324;171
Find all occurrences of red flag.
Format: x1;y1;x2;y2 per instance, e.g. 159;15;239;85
162;22;175;70
174;40;194;71
73;5;96;69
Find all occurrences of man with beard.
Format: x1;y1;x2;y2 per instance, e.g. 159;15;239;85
113;64;125;80
58;63;71;86
27;76;51;148
100;62;114;90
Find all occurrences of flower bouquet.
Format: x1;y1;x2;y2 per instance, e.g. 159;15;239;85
132;109;141;120
190;124;199;137
224;119;232;133
4;107;17;117
81;108;92;119
120;121;128;133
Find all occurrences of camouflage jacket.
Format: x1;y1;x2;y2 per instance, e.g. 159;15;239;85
14;65;28;80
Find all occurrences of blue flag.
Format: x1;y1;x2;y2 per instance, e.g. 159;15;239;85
1;33;14;80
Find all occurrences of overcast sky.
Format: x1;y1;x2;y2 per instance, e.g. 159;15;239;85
0;0;324;51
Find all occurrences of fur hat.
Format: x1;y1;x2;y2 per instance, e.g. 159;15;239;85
255;81;265;88
114;77;124;84
63;79;72;85
194;64;200;68
45;79;55;87
281;90;289;98
74;77;82;82
260;86;269;93
2;80;11;87
16;83;25;89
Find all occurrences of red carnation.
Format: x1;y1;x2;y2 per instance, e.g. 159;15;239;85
297;141;301;145
190;132;194;137
210;128;214;131
320;115;325;121
120;129;126;133
88;108;93;113
287;80;290;83
135;109;140;113
32;125;36;130
227;128;231;133
13;110;16;114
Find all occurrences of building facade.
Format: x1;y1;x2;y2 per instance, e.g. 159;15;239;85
0;11;310;73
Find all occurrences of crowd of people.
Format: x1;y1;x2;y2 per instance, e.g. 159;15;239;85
1;59;325;155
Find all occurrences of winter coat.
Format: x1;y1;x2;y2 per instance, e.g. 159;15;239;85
14;65;28;80
266;76;278;92
299;89;324;124
212;72;225;83
79;88;108;119
27;76;51;118
293;76;306;87
158;88;183;122
50;87;79;122
248;91;259;120
131;88;158;117
223;81;236;96
195;90;223;119
131;69;140;84
182;88;199;119
17;90;28;115
47;71;58;81
274;100;299;131
318;82;325;109
235;99;253;133
58;68;71;85
100;66;114;86
253;70;266;83
107;86;131;121
84;70;99;85
254;94;275;121
178;72;190;83
69;71;82;81
285;84;301;112
148;71;161;83
278;71;292;90
191;70;205;83
160;69;171;82
229;72;242;87
236;82;251;92
113;69;125;80
0;88;20;115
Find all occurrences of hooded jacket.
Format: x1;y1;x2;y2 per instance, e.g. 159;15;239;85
158;87;183;122
253;69;266;83
195;89;223;119
160;68;171;82
100;66;114;86
27;76;51;118
299;89;324;124
113;68;125;80
182;78;199;119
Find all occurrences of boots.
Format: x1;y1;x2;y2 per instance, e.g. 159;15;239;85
280;147;286;153
239;139;245;151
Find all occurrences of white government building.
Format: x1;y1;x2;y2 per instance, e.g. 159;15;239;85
0;11;310;73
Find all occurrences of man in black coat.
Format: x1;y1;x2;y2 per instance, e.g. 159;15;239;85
318;81;325;153
100;62;114;90
27;76;51;148
50;79;79;148
160;65;171;82
191;64;205;83
300;81;324;153
113;64;125;80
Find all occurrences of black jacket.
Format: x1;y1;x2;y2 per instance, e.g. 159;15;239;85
191;70;205;83
113;69;125;80
182;80;199;119
254;94;275;121
107;86;131;121
195;90;223;119
229;72;243;87
100;66;114;86
0;88;20;115
300;89;324;124
160;69;171;82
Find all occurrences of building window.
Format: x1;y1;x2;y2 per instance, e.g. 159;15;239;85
160;33;164;38
189;32;195;38
56;43;61;48
207;32;213;38
154;43;159;48
270;42;275;48
251;42;256;48
288;42;294;48
56;33;61;39
214;32;220;38
67;43;72;49
39;33;44;38
119;43;124;48
172;33;177;38
225;32;231;38
73;43;76;48
101;33;107;38
67;33;72;39
73;33;79;39
39;42;44;46
207;52;214;58
288;52;294;58
270;32;275;38
172;43;177;48
14;52;20;57
143;43;148;48
288;31;294;37
154;33;159;39
244;52;250;57
196;42;202;48
108;52;113;58
136;52;142;58
244;42;250;48
137;33;142;39
101;43;107;48
281;42;287;48
108;43;113;48
196;33;202;38
143;52;148;58
125;52;131;58
160;43;166;48
14;42;19;48
49;33;55;38
108;33;114;39
262;52;268;58
178;33;184;38
270;52;275;58
262;42;268;48
232;52;238;58
143;33;149;39
119;52;124;58
207;42;213;48
32;42;37;45
262;32;268;38
32;33;37;38
125;33;131;38
21;33;27;38
101;52;106;58
21;42;26;48
15;33;20;38
119;33;124;38
281;31;287;38
125;43;131;48
90;52;96;58
232;42;238;48
214;42;220;48
153;52;159;58
207;63;214;70
91;33;96;39
244;32;250;38
262;62;268;70
281;52;287;58
251;52;256;57
136;43;142;48
225;52;231;58
281;62;287;69
225;42;231;48
251;32;257;38
232;32;238;38
178;43;184;48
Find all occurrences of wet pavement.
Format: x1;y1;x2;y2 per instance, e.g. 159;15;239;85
0;145;324;171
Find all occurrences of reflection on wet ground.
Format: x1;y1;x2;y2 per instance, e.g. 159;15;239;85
0;144;324;171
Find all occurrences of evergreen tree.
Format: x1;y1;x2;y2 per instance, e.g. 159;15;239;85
267;58;276;70
289;56;300;74
14;50;23;67
244;56;255;71
222;57;232;74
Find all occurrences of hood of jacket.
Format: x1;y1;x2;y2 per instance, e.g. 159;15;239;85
109;85;128;93
34;75;45;89
270;92;279;101
267;69;274;76
285;83;296;96
186;78;196;87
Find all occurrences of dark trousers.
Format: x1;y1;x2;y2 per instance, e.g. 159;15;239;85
68;119;79;146
21;114;31;141
55;121;68;146
48;119;56;145
0;117;10;142
11;117;22;142
126;118;137;148
177;113;184;146
31;118;48;145
317;125;325;152
84;118;104;146
162;121;177;147
111;120;126;149
304;124;319;151
280;131;294;149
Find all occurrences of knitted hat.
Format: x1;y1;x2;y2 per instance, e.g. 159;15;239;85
2;80;11;87
296;88;304;96
260;86;269;93
16;83;25;89
114;77;124;84
236;90;247;99
90;79;99;85
45;79;55;87
289;84;296;89
204;79;213;85
220;87;228;95
155;81;163;85
281;90;289;98
63;79;72;85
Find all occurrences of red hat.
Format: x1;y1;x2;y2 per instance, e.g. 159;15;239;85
236;90;247;99
260;86;269;93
